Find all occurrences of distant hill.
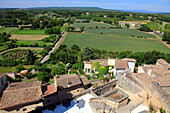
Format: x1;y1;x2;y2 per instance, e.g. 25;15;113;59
120;9;170;14
25;7;109;11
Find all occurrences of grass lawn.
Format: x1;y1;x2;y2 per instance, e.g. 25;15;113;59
13;29;46;35
63;32;170;53
11;34;49;40
0;27;17;34
85;28;156;38
17;40;51;47
0;65;33;73
73;21;114;28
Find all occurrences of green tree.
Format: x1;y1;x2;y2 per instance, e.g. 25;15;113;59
15;64;25;73
51;66;65;77
98;66;109;77
71;44;81;51
125;23;130;28
82;47;94;61
26;49;37;65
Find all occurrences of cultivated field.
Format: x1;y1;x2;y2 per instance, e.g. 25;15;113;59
0;27;17;33
11;35;49;40
74;21;114;28
13;29;46;35
63;32;170;53
17;40;51;46
85;28;156;38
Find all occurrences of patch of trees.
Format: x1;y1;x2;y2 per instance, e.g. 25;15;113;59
0;32;11;43
162;30;170;44
31;16;64;30
139;25;153;32
42;34;57;43
45;27;61;35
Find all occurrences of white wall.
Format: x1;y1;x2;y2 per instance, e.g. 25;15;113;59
108;59;115;66
127;61;135;72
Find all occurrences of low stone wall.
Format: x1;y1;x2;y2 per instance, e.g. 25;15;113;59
117;73;143;94
102;89;129;108
90;97;118;108
92;79;117;96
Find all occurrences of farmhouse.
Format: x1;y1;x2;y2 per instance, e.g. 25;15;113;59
84;58;136;77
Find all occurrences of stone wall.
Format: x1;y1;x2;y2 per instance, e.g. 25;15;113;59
150;82;170;112
92;80;117;96
117;73;143;94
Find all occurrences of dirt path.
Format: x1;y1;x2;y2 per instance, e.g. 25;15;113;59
40;31;68;63
154;34;170;48
136;30;170;48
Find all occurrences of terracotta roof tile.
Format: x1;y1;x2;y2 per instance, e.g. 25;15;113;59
80;76;89;85
115;60;128;69
157;59;168;65
133;73;156;85
55;74;81;89
0;81;42;109
123;58;137;62
43;85;56;97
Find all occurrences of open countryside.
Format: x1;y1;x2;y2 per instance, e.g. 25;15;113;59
63;32;170;53
0;1;170;112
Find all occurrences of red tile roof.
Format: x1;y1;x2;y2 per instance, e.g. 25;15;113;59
0;81;42;109
80;76;89;85
55;74;82;89
115;60;128;69
157;59;168;65
43;85;56;97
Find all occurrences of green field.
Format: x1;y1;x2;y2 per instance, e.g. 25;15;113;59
0;27;17;33
73;21;114;28
17;40;51;47
85;28;156;38
13;29;46;35
63;32;170;53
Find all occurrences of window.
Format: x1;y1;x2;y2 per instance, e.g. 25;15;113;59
88;69;90;73
23;108;27;111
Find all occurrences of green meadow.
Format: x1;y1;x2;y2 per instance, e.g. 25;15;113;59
13;29;46;35
63;32;170;53
85;28;156;38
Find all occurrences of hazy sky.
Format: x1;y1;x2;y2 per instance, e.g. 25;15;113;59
1;0;170;12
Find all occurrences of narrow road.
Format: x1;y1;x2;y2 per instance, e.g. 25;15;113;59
40;31;68;63
154;34;170;48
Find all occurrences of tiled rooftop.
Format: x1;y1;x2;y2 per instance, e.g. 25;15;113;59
43;84;56;97
55;74;82;89
115;60;128;69
80;76;89;85
0;81;42;109
157;59;168;65
139;63;170;86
